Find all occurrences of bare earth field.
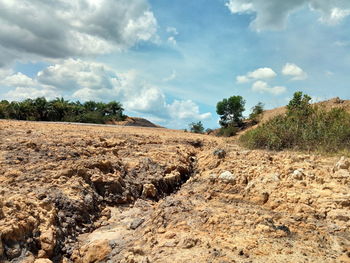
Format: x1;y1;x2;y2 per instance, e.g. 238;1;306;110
1;120;350;263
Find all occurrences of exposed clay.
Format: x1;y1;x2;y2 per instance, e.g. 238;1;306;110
1;120;350;263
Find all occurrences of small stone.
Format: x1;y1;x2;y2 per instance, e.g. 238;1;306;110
208;174;218;182
182;237;199;249
334;156;350;172
218;171;236;183
130;218;145;230
213;149;226;159
34;259;53;263
142;184;157;198
292;169;304;180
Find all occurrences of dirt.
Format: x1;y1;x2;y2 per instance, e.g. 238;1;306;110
0;120;350;263
111;117;162;128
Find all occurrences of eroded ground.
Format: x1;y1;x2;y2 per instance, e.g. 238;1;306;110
0;120;349;263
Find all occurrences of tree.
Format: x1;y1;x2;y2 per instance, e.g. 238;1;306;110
287;91;312;118
249;102;264;124
33;97;49;121
49;97;70;121
216;96;245;127
189;121;205;134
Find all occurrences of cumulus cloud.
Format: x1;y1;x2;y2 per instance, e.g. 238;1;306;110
282;63;308;80
236;67;276;83
167;100;212;121
252;80;286;95
4;87;60;101
1;72;36;87
37;59;115;91
226;0;350;31
1;59;210;125
0;0;158;67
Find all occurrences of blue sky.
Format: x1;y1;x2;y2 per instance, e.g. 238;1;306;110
0;0;349;129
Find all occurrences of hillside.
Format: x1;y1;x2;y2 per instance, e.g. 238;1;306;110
111;117;161;128
261;97;350;123
1;120;350;263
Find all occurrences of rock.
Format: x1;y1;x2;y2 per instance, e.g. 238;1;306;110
5;243;21;259
39;228;56;257
213;149;226;159
208;174;218;182
251;192;269;205
142;184;157;198
327;209;350;222
34;259;53;263
334;156;350;172
72;240;112;263
181;237;199;249
292;169;304;180
130;218;145;230
218;171;236;183
0;238;3;257
164;171;181;186
333;169;350;180
21;255;36;263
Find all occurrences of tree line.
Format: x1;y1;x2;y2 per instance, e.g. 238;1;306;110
0;97;126;124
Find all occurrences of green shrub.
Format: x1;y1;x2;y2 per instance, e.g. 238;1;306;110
218;125;238;137
240;106;350;153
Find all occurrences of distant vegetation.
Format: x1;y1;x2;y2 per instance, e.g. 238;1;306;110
240;92;350;153
0;97;126;124
249;102;264;124
216;95;245;137
189;121;205;134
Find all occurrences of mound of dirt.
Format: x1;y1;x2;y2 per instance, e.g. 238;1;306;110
1;120;350;263
112;117;161;128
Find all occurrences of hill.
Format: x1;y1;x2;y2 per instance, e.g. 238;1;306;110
261;97;350;123
111;117;162;128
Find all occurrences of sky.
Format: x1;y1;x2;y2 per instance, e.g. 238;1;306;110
0;0;349;129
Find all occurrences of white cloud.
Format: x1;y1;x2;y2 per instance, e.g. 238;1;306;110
167;36;177;46
236;75;250;84
247;67;277;79
236;67;276;83
252;80;287;95
37;59;115;91
167;100;212;121
4;87;60;101
0;0;158;67
1;72;36;87
226;0;350;31
163;70;177;82
282;63;308;80
166;26;178;46
317;7;350;25
325;70;334;77
166;27;179;35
